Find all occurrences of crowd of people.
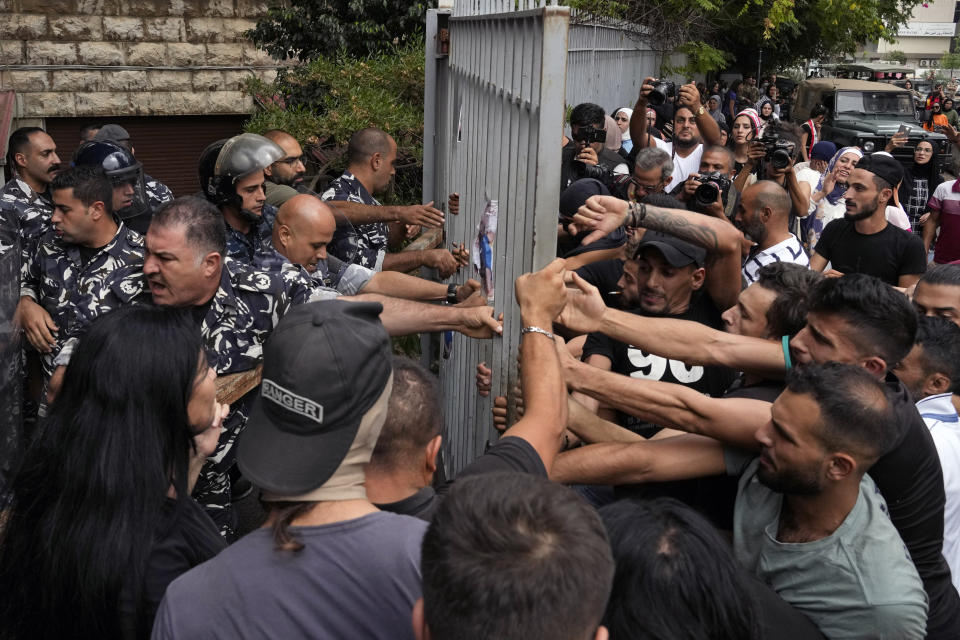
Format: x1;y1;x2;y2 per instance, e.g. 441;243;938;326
2;65;960;639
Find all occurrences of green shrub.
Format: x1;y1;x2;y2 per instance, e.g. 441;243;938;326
244;43;426;204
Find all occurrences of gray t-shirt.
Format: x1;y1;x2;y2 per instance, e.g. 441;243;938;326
152;511;427;640
727;454;928;639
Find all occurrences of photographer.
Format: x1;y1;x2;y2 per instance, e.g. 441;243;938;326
628;77;723;192
734;122;813;234
561;103;629;194
678;145;737;218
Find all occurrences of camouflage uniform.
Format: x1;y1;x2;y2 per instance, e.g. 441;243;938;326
254;237;375;295
0;178;54;258
84;257;338;539
21;223;144;380
225;203;277;265
321;171;388;270
123;174;175;235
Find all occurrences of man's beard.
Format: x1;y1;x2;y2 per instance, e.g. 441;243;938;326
737;218;767;246
757;460;823;495
844;195;879;222
673;134;699;151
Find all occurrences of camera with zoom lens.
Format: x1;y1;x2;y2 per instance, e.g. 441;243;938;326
647;81;676;106
759;130;796;170
572;159;610;182
572;127;607;144
692;172;733;209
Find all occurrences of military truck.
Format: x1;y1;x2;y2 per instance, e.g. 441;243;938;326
792;78;950;167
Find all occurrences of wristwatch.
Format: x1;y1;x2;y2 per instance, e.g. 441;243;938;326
446;283;459;305
696;105;706;117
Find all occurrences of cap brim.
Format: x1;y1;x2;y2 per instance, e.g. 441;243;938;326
638;241;698;267
237;394;360;496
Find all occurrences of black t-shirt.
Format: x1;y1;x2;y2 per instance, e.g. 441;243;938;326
814;219;926;286
118;497;226;638
874;375;960;638
375;436;546;522
582;292;736;436
575;259;625;308
746;574;826;639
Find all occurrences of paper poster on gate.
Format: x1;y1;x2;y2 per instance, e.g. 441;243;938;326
473;198;498;304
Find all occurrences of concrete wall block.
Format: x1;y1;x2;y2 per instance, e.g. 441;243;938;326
207;90;251;114
77;0;123;15
191;69;224;91
164;42;206;66
242;44;275;66
50;70;103;92
185;17;224;43
103;69;147;91
0;14;49;40
126;42;165;65
75;91;133;116
119;0;168;17
205;0;236;18
143;16;184;42
77;41;124;65
103;16;144;40
9;70;51;92
146;69;192;91
220;17;254;41
236;0;269;18
206;43;243;66
0;40;26;65
26;41;78;65
221;69;256;90
50;15;102;40
22;92;77;118
24;0;73;14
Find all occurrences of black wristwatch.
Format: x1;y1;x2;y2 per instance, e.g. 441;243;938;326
446;283;459;305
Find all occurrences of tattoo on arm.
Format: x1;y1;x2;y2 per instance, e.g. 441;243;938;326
643;206;720;252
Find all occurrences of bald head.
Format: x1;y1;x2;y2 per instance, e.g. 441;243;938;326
734;180;792;246
273;194;336;272
263;129;306;187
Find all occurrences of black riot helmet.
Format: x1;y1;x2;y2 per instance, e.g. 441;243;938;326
73;140;149;221
198;133;284;213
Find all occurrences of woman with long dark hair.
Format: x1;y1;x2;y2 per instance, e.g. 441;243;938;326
0;306;227;639
899;140;943;234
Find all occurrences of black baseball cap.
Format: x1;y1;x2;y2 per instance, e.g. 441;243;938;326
635;230;706;267
857;152;904;188
560;178;610;219
237;300;393;495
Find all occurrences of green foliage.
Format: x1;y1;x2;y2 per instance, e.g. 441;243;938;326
666;42;731;76
941;52;960;75
246;0;433;60
882;50;907;65
243;43;426;205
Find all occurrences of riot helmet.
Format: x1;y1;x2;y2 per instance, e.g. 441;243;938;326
73;140;149;221
198;133;283;223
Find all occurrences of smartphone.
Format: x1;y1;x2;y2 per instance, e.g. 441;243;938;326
897;124;907;135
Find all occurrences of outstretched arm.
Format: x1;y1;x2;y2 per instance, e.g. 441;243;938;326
558;269;787;379
325;199;445;228
550;433;727;485
345;293;502;338
558;343;769;449
499;259;570;472
629;76;655;148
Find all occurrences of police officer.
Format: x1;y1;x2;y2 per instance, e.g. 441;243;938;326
16;166;143;391
262;129;307;208
73;140;156;235
1;127;61;256
93;124;174;220
198;133;285;265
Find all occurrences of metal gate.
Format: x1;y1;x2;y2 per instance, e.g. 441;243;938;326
424;0;568;475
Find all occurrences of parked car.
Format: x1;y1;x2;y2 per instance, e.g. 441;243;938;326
792;78;950;167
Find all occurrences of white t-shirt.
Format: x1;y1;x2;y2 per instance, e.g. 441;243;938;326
651;137;703;192
886;205;912;232
916;392;960;593
742;235;810;285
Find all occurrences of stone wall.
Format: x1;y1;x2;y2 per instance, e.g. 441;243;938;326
0;0;283;118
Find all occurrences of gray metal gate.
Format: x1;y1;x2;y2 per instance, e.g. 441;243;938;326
424;0;568;475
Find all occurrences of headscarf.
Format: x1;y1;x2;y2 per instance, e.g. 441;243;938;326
615;107;633;142
708;95;724;120
816;146;863;205
735;108;762;139
603;115;622;150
